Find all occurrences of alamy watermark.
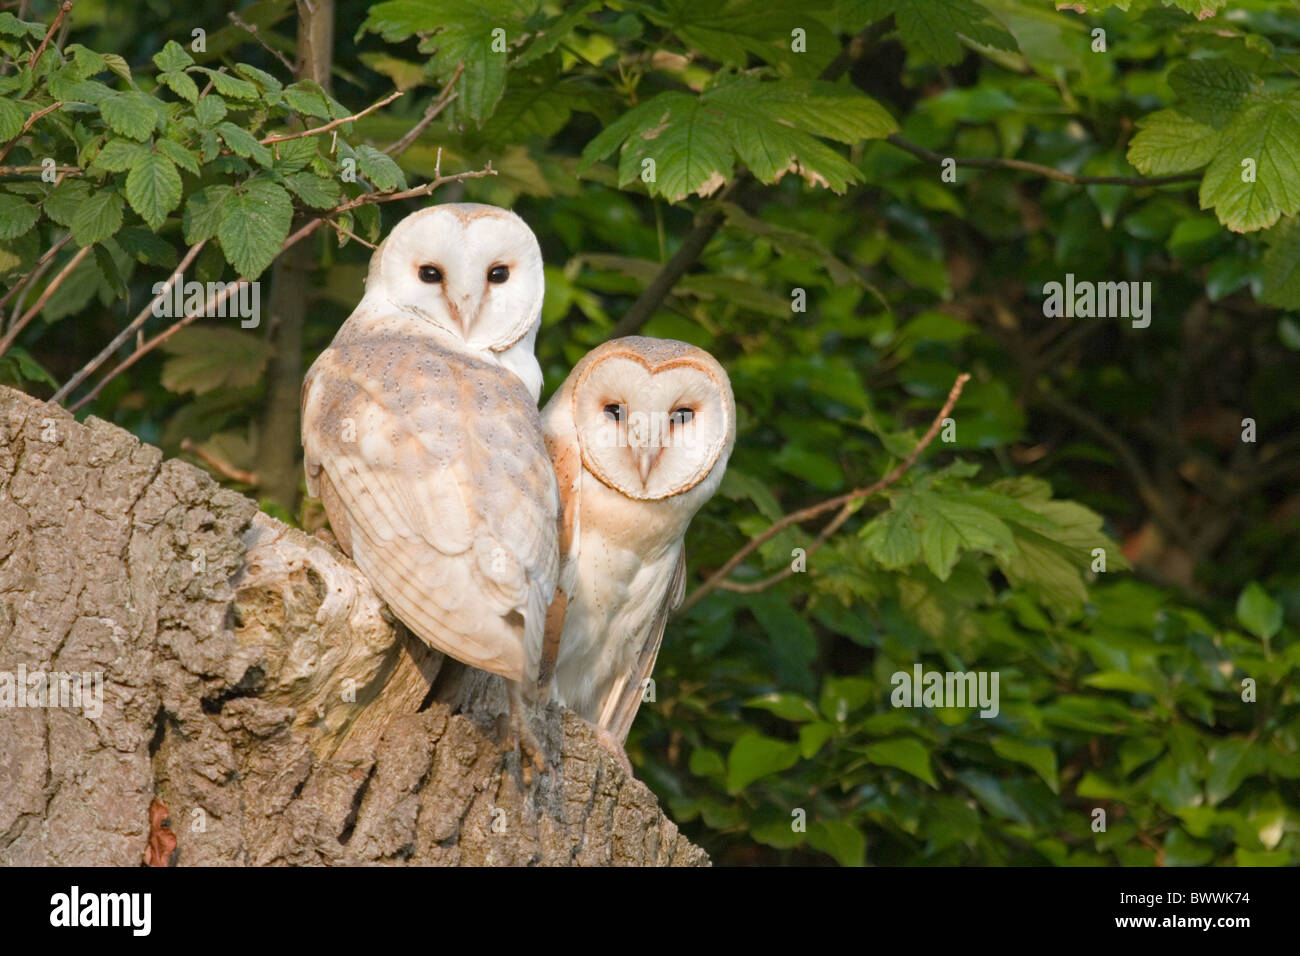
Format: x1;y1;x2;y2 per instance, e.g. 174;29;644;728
0;664;103;718
1042;274;1151;328
152;271;260;328
891;664;999;718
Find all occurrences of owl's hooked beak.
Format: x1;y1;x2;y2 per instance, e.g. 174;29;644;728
634;446;662;486
445;291;480;339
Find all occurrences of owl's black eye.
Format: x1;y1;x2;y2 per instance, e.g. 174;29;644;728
603;403;625;422
487;264;509;283
670;407;695;425
418;265;443;284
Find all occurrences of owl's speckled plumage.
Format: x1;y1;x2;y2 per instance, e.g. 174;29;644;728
301;204;558;686
540;337;735;743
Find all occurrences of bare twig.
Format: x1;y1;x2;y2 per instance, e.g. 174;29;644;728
27;0;71;69
180;437;259;485
681;373;971;612
261;89;403;145
227;10;295;73
50;241;208;403
0;232;70;317
0;100;62;164
0;164;81;176
0;242;92;358
885;134;1201;187
385;61;464;156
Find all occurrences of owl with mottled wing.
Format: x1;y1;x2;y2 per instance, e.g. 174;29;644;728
301;203;559;775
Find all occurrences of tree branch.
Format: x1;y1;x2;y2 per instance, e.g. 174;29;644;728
0;243;92;358
260;89;403;145
681;372;971;612
26;0;71;69
0;100;62;164
385;61;464;157
885;134;1201;187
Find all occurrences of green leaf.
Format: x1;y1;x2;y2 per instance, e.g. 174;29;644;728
726;732;801;792
282;82;332;120
859;0;1018;66
117;225;178;268
913;489;1013;581
359;0;532;124
159;70;199;104
89;138;149;173
101;91;159;140
744;693;819;722
863;737;937;787
0;97;23;140
40;178;91;226
70;189;124;246
1127;108;1221;175
194;67;260;101
160;327;273;395
1167;58;1259;127
217;179;292;277
283;171;341;208
1199;94;1300;233
183;185;234;244
157;137;200;175
152;39;194;73
125;151;182;229
217;121;273;166
353;144;406;191
0;193;40;240
1236;582;1282;640
1260;217;1300;309
860;492;922;569
991;738;1059;792
194;94;227;127
807;819;866;867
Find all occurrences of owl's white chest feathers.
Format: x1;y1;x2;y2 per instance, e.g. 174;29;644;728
552;477;687;719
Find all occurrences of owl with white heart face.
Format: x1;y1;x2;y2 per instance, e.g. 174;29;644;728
538;336;736;752
301;203;559;776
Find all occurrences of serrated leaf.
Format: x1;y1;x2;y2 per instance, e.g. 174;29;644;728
283;171;341;208
160;327;273;395
860;0;1018;66
1260;217;1300;308
0;193;40;239
183;185;234;244
100;91;159;140
217;179;292;277
125;151;181;229
70;189;123;246
217;121;273;166
913;489;1014;580
153;39;194;73
0;97;22;140
1127;108;1220;175
40;178;91;226
1199;94;1300;233
194;94;227;126
1168;58;1258;127
282;82;332;119
89;138;149;173
156;137;200;175
353;144;406;191
234;62;283;98
117;225;178;268
159;69;199;104
860;492;922;569
194;67;260;101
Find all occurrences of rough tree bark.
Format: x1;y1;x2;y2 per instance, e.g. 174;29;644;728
0;385;706;866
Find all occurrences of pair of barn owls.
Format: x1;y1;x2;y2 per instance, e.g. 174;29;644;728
301;203;734;771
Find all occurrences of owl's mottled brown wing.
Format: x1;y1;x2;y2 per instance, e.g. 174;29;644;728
536;412;582;691
302;326;558;681
599;547;686;744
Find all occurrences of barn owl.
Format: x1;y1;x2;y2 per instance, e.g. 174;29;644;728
300;203;559;777
538;337;736;753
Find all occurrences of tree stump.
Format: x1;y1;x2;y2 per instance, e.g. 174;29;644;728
0;385;706;866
